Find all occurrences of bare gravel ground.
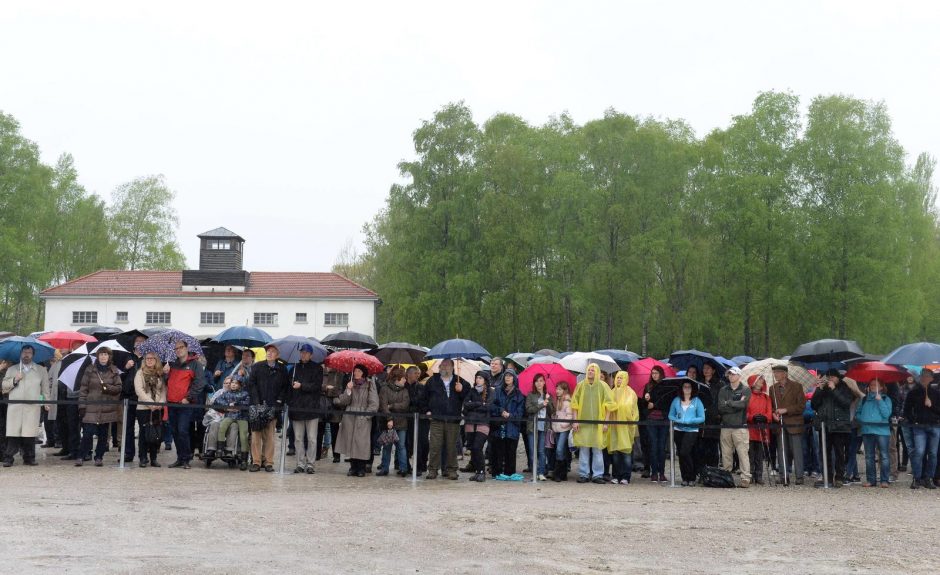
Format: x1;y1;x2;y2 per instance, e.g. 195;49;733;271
1;444;938;575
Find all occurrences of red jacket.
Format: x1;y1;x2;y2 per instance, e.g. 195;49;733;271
166;355;204;404
746;389;773;443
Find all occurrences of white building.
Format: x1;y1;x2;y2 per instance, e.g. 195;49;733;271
40;228;379;340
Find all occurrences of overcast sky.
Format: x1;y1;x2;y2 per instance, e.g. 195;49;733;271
3;1;937;273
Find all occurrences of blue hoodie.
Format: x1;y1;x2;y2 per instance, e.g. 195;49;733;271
668;396;705;432
491;370;526;439
855;392;892;436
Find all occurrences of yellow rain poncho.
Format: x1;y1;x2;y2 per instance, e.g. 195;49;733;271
570;363;616;449
606;371;639;453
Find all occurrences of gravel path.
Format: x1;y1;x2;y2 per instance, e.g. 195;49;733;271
1;445;937;574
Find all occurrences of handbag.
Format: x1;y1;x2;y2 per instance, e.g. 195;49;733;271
143;411;163;445
248;404;275;431
377;429;399;447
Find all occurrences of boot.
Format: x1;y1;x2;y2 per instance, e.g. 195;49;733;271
555;460;568;482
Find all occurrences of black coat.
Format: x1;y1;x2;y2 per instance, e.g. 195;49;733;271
903;385;940;425
247;360;289;407
811;382;855;433
121;356;142;400
424;373;467;420
287;361;323;421
463;386;492;426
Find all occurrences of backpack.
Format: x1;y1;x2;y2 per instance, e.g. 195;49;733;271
699;466;736;488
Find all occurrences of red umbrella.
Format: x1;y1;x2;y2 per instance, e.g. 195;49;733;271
325;350;384;375
518;363;578;396
845;361;908;384
38;330;96;350
626;358;677;396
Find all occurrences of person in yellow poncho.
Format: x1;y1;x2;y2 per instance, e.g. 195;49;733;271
607;371;639;484
570;363;616;484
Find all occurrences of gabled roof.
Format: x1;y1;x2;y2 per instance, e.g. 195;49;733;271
198;227;244;241
41;270;378;300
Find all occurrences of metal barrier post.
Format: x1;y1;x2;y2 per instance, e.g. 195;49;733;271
668;420;679;488
412;413;419;484
532;413;539;485
819;421;830;489
118;399;129;469
278;405;290;475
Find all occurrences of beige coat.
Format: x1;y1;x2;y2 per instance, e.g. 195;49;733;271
134;370;167;411
334;380;379;460
2;362;50;438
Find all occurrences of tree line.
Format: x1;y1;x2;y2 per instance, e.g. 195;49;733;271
0;111;185;334
344;92;940;359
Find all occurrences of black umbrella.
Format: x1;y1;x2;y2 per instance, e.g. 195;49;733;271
368;342;427;365
321;330;378;350
790;339;864;363
114;329;148;352
76;325;122;340
649;377;714;412
668;349;727;378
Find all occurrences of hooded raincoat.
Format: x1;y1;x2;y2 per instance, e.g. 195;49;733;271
606;371;639;453
570;363;616;449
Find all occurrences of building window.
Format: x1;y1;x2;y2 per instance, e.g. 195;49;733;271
254;312;278;326
115;311;128;323
200;312;225;326
145;312;171;325
295;313;307;324
207;240;231;250
72;311;98;325
324;313;349;327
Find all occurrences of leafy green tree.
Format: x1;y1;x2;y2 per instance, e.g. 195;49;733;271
109;175;186;270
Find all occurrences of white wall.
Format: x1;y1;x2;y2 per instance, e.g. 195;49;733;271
43;296;376;340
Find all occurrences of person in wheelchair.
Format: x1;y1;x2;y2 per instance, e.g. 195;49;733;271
210;378;250;469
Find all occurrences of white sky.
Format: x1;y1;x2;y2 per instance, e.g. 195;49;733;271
3;0;937;272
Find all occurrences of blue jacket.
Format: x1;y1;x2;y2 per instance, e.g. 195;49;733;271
668;397;705;432
213;389;250;420
855;393;892;436
491;371;526;440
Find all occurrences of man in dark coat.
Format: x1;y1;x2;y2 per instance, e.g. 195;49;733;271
287;344;323;474
246;344;288;472
424;359;467;480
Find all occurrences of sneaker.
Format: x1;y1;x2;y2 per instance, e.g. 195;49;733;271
376;469;390;477
264;465;274;472
239;461;248;471
294;466;305;474
306;467;315;475
739;479;750;488
250;464;261;472
862;482;875;488
150;461;161;468
168;460;185;468
495;474;510;481
577;476;589;483
537;474;547;481
609;479;620;485
425;472;438;480
879;482;890;488
658;474;667;483
911;479;920;489
591;477;606;484
651;475;659;483
182;462;191;470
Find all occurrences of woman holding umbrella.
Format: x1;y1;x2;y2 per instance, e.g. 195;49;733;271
668;379;705;486
524;374;555;481
76;347;123;467
641;366;669;483
855;378;892;488
334;364;379;477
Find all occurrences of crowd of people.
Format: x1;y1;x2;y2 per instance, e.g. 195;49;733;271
3;341;940;491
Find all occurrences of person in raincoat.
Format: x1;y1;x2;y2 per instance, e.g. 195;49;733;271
746;375;773;484
570;363;616;484
606;371;639;484
334;364;379;477
2;346;50;466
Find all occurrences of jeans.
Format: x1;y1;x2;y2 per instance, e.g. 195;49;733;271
803;427;821;475
81;423;110;460
862;434;890;484
380;429;408;473
845;428;862;478
554;430;570;462
749;440;766;480
578;446;604;479
611;450;633;482
910;427;940;480
536;430;547;475
647;423;668;475
167;406;194;462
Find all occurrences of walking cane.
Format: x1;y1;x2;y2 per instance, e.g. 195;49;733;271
278;405;290;475
771;385;789;486
668;420;679;488
118;398;129;469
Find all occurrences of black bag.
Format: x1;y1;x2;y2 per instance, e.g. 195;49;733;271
144;422;163;446
699;466;736;488
248;404;275;431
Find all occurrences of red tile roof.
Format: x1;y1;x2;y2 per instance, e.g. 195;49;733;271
41;270;378;299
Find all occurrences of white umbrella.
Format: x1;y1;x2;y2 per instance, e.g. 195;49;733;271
559;351;620;374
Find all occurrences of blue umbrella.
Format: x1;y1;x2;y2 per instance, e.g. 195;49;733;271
595;349;641;368
0;336;55;364
669;349;727;376
215;325;273;348
426;338;491;360
267;335;328;364
730;355;756;366
883;342;940;366
713;356;737;369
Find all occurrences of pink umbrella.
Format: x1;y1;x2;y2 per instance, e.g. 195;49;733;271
626;358;677;396
518;363;578;396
